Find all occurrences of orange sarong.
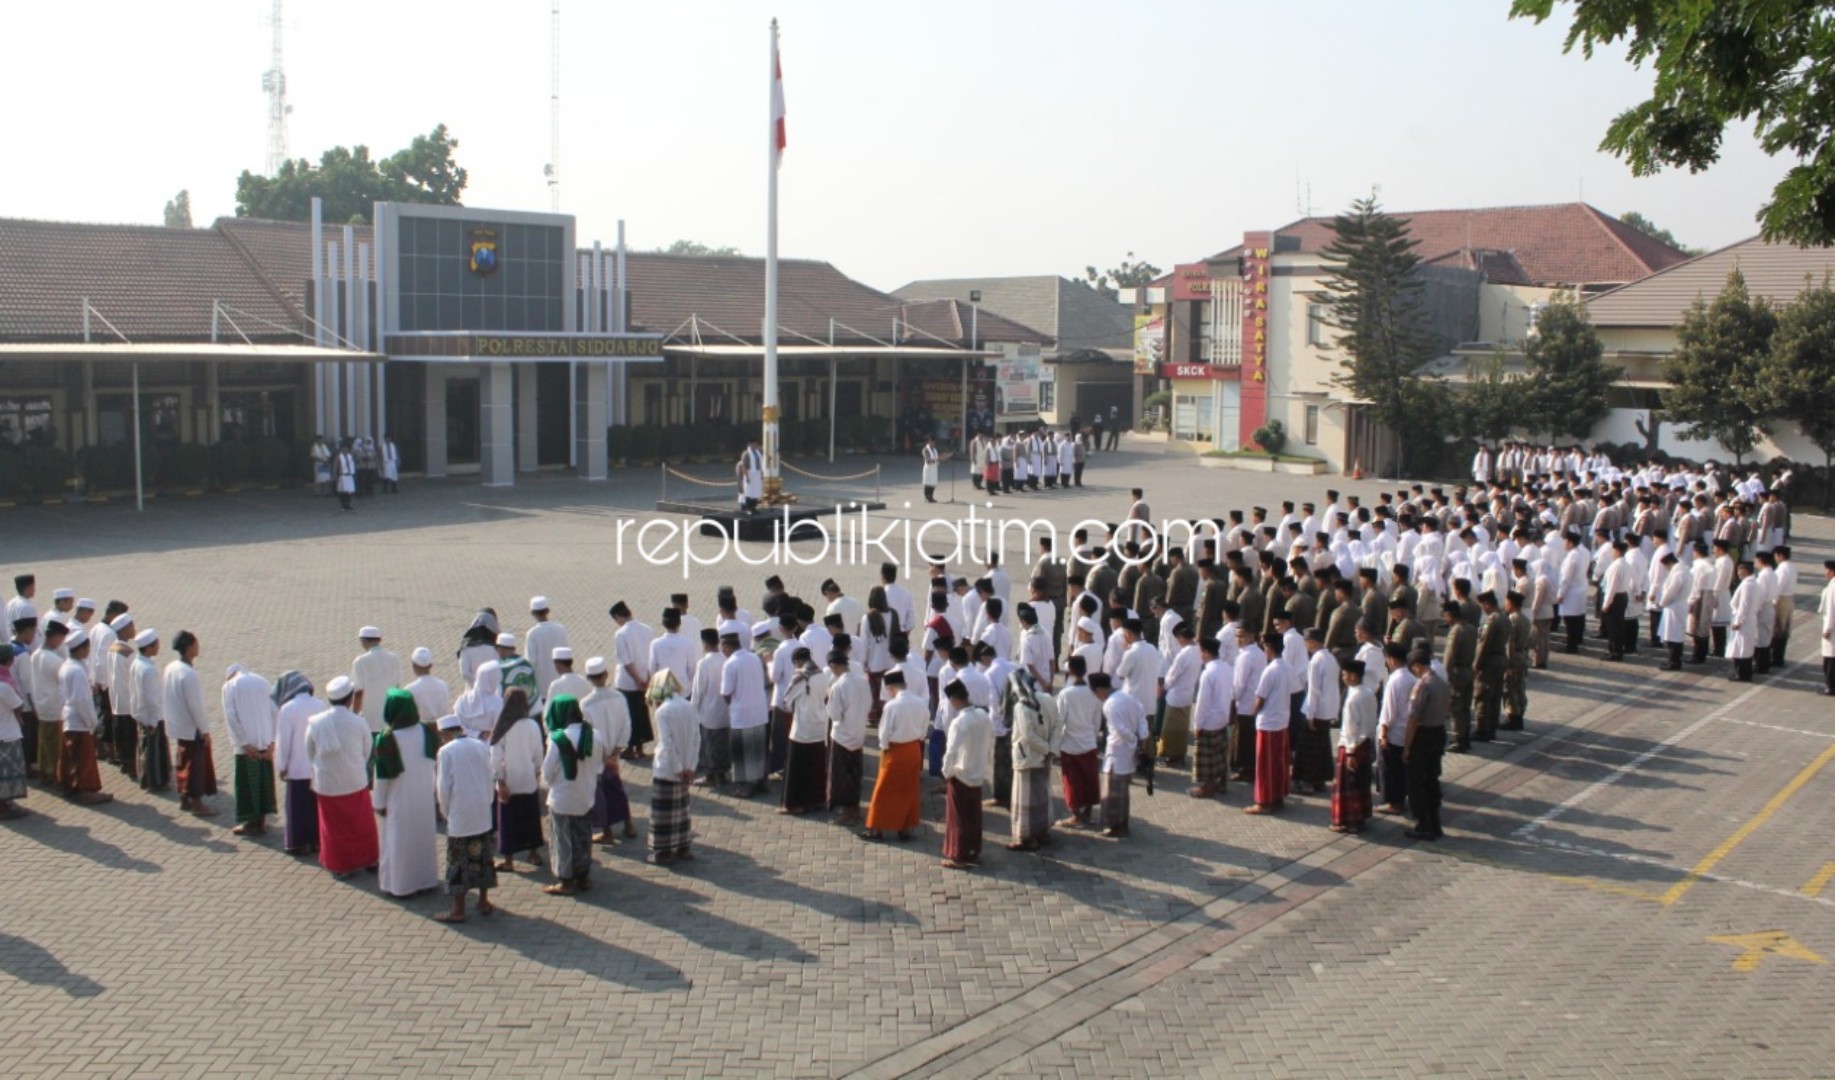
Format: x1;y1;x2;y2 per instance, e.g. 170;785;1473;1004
865;740;922;832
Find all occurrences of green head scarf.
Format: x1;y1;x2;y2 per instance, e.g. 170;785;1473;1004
544;694;593;781
372;688;438;780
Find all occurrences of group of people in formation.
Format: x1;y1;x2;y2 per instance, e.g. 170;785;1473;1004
941;427;1090;503
4;450;1828;903
309;433;401;511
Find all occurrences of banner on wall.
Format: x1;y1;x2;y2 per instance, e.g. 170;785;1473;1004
1132;314;1165;374
990;342;1043;419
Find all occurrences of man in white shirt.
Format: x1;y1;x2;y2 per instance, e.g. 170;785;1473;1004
1158;623;1201;767
58;632;110;805
881;563;915;638
1230;623;1265;787
1188;637;1233;798
822;580;865;639
940;679;992;868
689;630;731;786
1054;656;1103;825
30;621;69;784
1246;633;1293;815
350;626;403;733
130;629;171;791
221;663;277;836
720;633;771;796
306;677;380;878
1331;658;1379;832
825;651;872;824
164;630;218;817
1015;604;1054;688
1296;628;1341;795
433;714;497;921
579;658;634;846
525;597;572;700
272;671;324;855
1091;673;1149;839
1770;545;1799;671
403;648;452;733
1599;540;1633;661
1376;643;1416;816
610;601;656;758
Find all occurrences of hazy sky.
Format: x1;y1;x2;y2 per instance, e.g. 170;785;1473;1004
2;1;1785;290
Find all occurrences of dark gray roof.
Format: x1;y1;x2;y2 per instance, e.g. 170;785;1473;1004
890;276;1133;353
1585;236;1835;327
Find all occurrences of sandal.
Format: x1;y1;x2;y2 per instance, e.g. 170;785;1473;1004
432;912;467;924
541;884;574;896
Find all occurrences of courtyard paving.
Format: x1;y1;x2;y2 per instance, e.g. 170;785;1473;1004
4;438;1832;1078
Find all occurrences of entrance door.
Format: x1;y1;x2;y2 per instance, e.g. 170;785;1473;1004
446;378;481;465
835;380;863;419
536;364;571;466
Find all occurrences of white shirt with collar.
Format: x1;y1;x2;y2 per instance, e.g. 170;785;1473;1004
437;736;495;838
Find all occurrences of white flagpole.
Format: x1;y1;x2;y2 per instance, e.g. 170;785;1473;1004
762;17;783;502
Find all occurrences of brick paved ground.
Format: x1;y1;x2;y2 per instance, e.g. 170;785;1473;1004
4;437;1832;1078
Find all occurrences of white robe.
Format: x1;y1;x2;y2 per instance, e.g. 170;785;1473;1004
921;446;940;487
1725;577;1763;660
371;727;441;897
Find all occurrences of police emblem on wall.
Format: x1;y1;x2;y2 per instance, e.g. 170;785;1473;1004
468;227;499;276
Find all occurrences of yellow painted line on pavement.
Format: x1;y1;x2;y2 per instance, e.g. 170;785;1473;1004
1704;930;1826;973
1801;862;1835;899
1660;742;1835;907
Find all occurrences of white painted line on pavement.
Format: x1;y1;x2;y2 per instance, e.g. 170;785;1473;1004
1520;835;1835;912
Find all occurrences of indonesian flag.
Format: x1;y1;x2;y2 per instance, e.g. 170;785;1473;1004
772;31;787;161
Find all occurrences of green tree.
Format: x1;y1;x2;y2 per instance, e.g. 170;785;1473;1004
1511;1;1835;247
1523;294;1620;439
657;239;742;256
162;189;192;228
1763;278;1835;505
1458;351;1524;445
1663;270;1776;463
1078;252;1162;300
235;124;467;224
1322;196;1443;474
1618;211;1700;255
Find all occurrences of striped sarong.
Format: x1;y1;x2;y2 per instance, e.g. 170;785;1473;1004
1011;767;1051;843
1253;727;1291;809
697;724;732;780
0;738;26;801
1193;728;1229;792
649;778;692;853
551;813;593;882
1159;705;1192;763
1331;741;1373;830
233;753;277;824
730;725;770;785
1100;770;1132;831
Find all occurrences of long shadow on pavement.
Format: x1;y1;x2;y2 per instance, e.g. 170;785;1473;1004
446;911;693;993
0;932;107;997
10;814;161;873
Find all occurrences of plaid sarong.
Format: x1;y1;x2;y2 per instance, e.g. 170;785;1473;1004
1331;741;1374;830
649;778;693;853
445;831;499;896
0;738;26;801
1193;728;1229;791
1101;770;1131;831
1011;766;1051;842
730;725;770;785
233;753;278;824
697;723;732;779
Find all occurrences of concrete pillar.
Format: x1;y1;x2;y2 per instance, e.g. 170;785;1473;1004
481;361;515;486
516;361;539;472
575;361;608;480
423;367;449;478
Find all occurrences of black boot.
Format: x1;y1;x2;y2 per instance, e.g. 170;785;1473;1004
1662;642;1683;671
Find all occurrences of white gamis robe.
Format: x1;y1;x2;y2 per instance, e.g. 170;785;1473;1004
371;726;441;897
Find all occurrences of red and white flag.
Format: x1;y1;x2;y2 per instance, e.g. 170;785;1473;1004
771;26;787;161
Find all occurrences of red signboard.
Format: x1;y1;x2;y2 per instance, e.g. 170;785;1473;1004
1171;262;1215;303
1158;362;1237;380
1238;231;1272;447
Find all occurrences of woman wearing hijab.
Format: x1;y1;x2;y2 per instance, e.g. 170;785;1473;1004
646;670;700;865
370;689;441;897
540;695;596;896
455;660;503;741
489;687;545;871
457;609;500;688
271;671;325;854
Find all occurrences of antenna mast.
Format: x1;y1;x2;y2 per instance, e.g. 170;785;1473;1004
546;0;561;210
261;0;290;175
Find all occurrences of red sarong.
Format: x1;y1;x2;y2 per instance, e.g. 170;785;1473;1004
317;788;380;874
177;734;219;799
865;740;922;832
1253;726;1290;808
1059;749;1101;811
60;731;103;795
1331;740;1373;829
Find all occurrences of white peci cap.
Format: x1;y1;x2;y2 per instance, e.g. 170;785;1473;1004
359;626;383;640
326;675;354;701
552;646;573;663
496;632;517;649
134;628;159;648
530;596;550;612
411;647;434;667
585;656;608;677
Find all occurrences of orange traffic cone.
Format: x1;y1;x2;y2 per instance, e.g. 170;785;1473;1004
1352;457;1364;480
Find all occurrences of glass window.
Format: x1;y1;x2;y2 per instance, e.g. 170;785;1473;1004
1039;380;1055;413
1307;303;1330;347
1304;405;1320;445
0;397;54;447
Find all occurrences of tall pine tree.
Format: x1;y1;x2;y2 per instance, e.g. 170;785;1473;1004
1322;197;1441;474
1663;270;1775;464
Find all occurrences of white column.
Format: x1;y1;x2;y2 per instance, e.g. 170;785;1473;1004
481;362;515;486
576;361;607;481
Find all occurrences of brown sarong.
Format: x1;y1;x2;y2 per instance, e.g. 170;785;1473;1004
942;777;982;863
60;731;103;795
177;734;219;799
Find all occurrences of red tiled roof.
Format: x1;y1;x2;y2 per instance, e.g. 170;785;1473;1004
0;217;301;342
1207;203;1689;286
